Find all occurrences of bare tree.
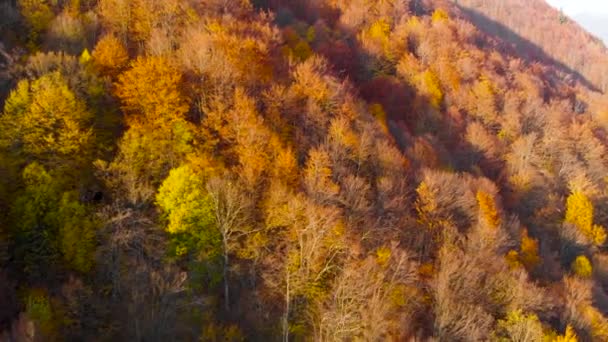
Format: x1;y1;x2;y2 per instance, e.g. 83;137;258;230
206;176;253;311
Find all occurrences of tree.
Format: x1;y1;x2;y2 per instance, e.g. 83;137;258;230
11;163;97;278
156;164;220;259
115;56;189;126
206;176;253;311
318;247;417;340
564;191;606;246
52;192;97;273
304;147;340;203
572;255;592;278
0;72;92;166
493;309;545;342
18;0;55;48
92;34;129;76
104;119;195;204
476;190;501;229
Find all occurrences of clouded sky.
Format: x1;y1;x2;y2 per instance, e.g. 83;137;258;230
545;0;608;15
546;0;608;43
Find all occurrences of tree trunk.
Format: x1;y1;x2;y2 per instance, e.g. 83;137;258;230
223;236;230;312
283;271;290;342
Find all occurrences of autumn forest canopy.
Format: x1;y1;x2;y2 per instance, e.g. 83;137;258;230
2;0;608;340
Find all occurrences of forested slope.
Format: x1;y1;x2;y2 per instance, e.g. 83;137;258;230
1;0;608;340
457;0;608;92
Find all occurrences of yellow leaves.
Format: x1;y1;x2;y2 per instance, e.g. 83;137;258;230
505;250;521;269
590;225;608;246
376;246;391;267
368;19;391;43
282;27;313;62
506;230;540;271
553;325;578;342
156;165;214;237
476;191;501;229
495;309;545;342
79;49;91;64
206;21;225;34
396;53;422;84
416;182;438;215
432;9;449;23
1;72;92;161
565;191;606;246
582;305;608;339
571;255;592;278
389;284;416;308
422;70;444;109
565;191;593;231
361;18;394;59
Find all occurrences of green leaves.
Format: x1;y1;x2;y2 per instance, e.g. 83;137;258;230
157;165;220;259
11;163;97;278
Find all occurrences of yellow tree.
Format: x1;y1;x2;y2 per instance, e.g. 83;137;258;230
565;191;607;246
0;72;92;165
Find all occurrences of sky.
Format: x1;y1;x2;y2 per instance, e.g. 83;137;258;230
546;0;608;43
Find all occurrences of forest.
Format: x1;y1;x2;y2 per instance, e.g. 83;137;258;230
1;0;608;340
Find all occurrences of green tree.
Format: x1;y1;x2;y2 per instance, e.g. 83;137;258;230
11;162;97;278
18;0;54;49
156;164;221;261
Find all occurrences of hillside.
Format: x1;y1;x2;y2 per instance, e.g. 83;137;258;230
2;0;608;340
457;0;608;92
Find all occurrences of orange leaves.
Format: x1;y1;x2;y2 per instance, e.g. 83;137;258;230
92;35;129;76
115;56;189;126
369;103;388;133
476;190;500;229
178;18;275;90
469;76;497;123
506;229;541;271
291;56;333;105
519;229;540;269
304;148;340;201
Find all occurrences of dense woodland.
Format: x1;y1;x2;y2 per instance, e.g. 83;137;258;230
1;0;608;340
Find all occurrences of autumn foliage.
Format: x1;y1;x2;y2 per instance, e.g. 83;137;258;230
2;0;608;340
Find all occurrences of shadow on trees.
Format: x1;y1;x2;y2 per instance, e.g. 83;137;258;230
458;5;602;93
